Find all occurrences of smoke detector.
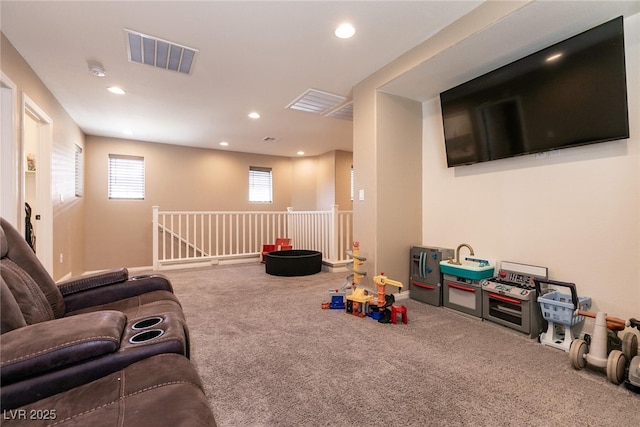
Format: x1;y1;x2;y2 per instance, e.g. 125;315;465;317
88;65;106;77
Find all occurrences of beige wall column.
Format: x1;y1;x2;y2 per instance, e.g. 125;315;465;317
375;93;422;283
352;89;422;285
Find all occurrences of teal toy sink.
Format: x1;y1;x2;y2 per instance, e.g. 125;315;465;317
440;258;495;280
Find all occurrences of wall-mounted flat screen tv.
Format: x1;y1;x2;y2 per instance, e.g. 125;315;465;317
440;16;629;167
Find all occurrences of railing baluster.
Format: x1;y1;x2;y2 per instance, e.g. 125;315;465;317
153;207;352;269
234;214;239;254
171;214;175;260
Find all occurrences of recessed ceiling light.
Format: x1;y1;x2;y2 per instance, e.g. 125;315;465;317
107;86;126;95
219;141;229;146
545;53;562;62
335;23;355;39
297;151;305;156
546;52;563;62
248;112;260;119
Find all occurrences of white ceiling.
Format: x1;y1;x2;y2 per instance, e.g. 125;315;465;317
3;1;639;159
0;0;483;157
381;0;640;102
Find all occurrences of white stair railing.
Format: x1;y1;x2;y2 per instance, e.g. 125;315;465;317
152;206;352;270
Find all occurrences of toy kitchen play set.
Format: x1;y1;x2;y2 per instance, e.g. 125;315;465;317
410;244;549;339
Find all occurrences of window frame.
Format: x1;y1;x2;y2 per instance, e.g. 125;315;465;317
108;154;145;200
74;144;83;198
249;166;273;203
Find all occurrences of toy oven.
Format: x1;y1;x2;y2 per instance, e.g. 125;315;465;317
482;292;539;338
481;261;548;338
443;274;483;318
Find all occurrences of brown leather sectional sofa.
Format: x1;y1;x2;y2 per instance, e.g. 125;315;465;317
1;218;216;426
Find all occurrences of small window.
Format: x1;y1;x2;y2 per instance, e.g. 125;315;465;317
249;166;272;203
74;144;83;197
108;154;145;200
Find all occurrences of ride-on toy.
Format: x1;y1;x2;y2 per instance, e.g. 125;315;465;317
616;318;640;393
569;311;638;385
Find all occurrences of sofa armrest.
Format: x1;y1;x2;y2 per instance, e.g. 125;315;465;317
57;268;129;296
62;274;175;313
0;310;126;385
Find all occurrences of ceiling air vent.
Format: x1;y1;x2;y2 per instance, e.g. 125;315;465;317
125;29;198;75
286;89;352;121
326;101;353;121
287;89;346;114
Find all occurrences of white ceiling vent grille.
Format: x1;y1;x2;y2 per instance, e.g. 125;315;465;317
125;29;198;75
326;101;353;121
286;89;352;121
287;89;346;114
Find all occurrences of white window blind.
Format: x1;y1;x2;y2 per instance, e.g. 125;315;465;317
108;154;145;200
74;144;83;197
249;166;272;203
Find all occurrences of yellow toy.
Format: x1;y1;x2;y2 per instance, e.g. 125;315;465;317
345;242;370;317
327;242;407;323
373;273;403;308
345;241;366;286
322;242;369;312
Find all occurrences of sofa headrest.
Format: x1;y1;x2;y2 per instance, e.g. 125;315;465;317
0;217;65;319
1;224;8;259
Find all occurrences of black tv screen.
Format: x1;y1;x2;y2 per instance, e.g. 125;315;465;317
440;16;629;167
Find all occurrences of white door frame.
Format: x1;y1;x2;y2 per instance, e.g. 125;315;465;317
22;93;53;275
1;72;19;228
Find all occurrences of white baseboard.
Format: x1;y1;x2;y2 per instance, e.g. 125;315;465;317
393;291;410;301
56;272;72;283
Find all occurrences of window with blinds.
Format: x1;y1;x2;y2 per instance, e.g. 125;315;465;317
249;166;272;203
108;154;145;200
75;144;83;197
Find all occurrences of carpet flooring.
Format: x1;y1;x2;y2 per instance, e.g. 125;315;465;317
155;263;639;427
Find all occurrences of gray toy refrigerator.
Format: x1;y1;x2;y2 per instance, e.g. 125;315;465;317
409;246;454;306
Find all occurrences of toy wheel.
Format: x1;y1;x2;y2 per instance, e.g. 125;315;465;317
606;350;626;385
570;339;588;370
621;332;638;360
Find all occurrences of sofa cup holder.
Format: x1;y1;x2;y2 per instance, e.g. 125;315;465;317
129;329;165;344
131;316;164;330
131;274;153;280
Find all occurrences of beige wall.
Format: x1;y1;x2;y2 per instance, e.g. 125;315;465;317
85;135;351;270
314;150;354;212
376;93;422;282
291;157;318;210
353;4;639;319
316;151;335;211
1;33;85;280
334;150;353;211
3;29;353;274
422;13;640;320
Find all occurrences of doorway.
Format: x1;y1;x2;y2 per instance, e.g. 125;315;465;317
21;94;53;275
